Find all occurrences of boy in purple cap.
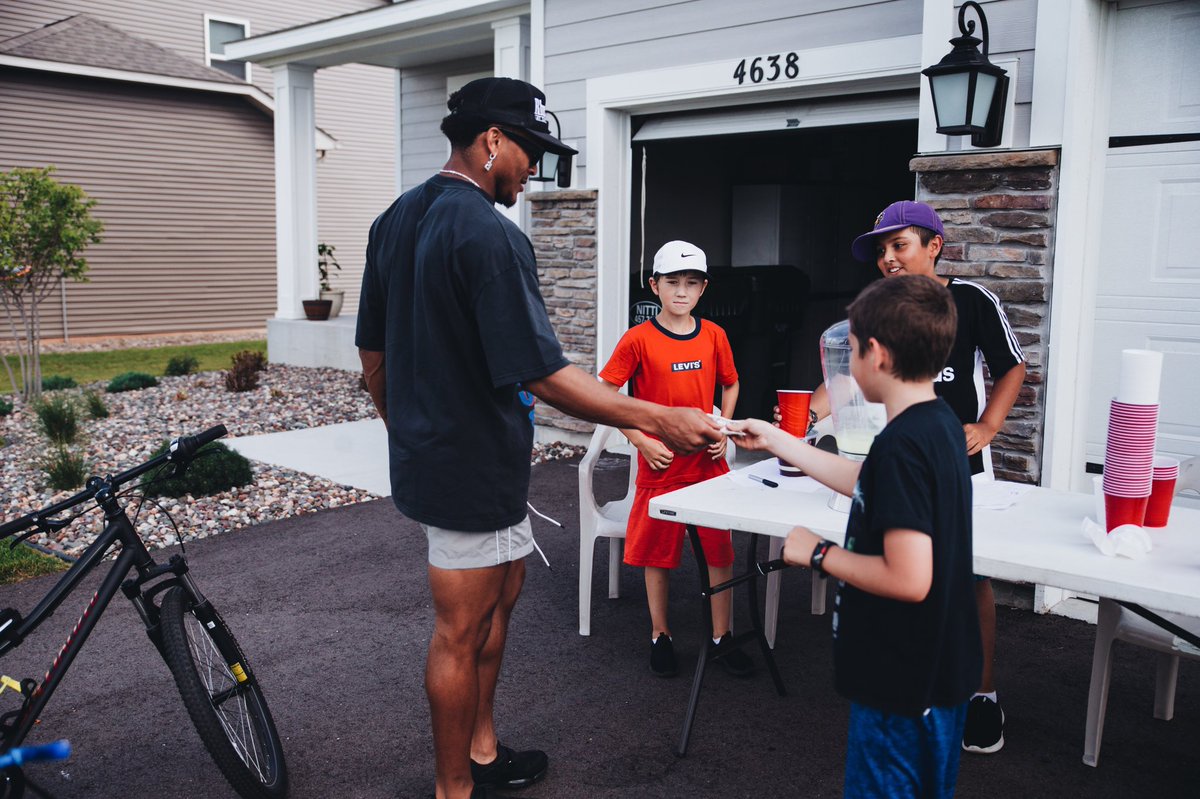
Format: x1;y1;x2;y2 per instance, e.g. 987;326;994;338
850;200;1026;754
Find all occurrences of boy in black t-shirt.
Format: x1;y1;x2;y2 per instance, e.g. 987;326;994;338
734;275;980;798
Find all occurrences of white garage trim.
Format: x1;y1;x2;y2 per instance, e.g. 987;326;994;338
585;34;924;368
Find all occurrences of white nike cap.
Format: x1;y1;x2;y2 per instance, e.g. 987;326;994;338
652;240;708;275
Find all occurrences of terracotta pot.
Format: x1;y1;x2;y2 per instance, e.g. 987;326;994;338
302;299;332;321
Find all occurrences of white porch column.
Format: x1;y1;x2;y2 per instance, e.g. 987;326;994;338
271;63;319;319
492;17;530;227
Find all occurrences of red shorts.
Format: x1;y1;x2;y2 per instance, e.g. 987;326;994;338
623;483;734;569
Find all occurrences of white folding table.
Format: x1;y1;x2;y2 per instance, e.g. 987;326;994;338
649;458;1200;755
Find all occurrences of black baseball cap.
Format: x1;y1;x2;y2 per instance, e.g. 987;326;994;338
446;77;578;157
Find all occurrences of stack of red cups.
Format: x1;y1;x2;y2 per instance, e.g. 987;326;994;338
1101;399;1159;530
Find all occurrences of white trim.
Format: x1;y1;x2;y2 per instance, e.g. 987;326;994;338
918;0;953;153
632;92;918;141
1029;0;1072;146
203;13;251;83
0;53;339;153
585;34;924;367
1042;0;1111;492
394;69;404;196
530;0;545;92
225;0;528;66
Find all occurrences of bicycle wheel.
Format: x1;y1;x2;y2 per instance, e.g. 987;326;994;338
158;586;288;799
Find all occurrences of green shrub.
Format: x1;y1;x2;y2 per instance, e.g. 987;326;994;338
107;371;158;393
41;375;77;391
83;389;109;419
0;396;11;416
141;441;254;498
41;445;88;491
34;394;80;445
164;354;200;376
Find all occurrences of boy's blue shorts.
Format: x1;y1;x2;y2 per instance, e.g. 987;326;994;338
844;701;968;799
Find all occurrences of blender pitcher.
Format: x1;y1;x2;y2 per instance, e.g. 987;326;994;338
820;320;887;510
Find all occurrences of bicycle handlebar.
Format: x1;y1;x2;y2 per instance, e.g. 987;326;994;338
0;739;71;769
0;425;228;541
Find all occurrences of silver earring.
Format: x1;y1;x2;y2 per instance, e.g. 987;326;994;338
484;152;496;172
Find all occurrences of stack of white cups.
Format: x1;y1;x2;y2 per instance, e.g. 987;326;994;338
1100;349;1163;531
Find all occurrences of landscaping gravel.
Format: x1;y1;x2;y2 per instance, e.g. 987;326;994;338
0;365;584;559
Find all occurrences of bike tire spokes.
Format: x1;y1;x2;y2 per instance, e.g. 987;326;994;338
183;615;271;784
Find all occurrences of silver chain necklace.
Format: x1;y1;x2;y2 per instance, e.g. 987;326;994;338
438;169;483;190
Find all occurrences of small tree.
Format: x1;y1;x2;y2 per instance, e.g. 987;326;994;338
317;242;341;292
0;167;102;401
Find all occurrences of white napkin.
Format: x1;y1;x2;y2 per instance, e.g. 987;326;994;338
972;477;1034;510
1082;517;1152;559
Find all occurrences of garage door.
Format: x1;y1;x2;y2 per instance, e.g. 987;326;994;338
1086;0;1200;468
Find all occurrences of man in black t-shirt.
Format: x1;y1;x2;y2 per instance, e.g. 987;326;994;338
356;78;721;799
734;276;980;798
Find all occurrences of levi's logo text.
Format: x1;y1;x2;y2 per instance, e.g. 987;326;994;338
672;360;703;372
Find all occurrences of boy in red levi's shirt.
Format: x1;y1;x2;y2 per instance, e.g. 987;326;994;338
599;240;753;679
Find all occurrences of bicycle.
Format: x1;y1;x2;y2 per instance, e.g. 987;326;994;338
0;426;288;799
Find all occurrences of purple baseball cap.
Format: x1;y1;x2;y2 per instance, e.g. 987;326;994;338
850;201;945;262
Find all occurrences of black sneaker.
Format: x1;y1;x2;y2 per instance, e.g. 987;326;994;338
470;743;548;789
712;632;754;678
650;633;677;677
962;695;1005;753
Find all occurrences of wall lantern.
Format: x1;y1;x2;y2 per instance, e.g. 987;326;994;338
921;1;1009;148
530;110;573;188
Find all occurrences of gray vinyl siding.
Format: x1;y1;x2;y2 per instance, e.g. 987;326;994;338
0;0;393;328
541;0;1041;180
314;62;397;314
0;68;275;337
397;56;492;192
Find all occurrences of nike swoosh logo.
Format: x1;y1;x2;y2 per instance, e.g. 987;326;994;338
680;253;696;257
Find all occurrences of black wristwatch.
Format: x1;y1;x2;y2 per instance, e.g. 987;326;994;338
810;540;837;576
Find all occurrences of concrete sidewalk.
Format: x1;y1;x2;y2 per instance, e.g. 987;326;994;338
228;418;392;496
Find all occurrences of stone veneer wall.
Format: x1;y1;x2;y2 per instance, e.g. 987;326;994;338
527;189;599;435
911;149;1060;484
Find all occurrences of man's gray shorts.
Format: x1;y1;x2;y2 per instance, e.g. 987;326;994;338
421;516;534;570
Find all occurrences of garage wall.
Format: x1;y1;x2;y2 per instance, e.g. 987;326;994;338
542;0;1038;184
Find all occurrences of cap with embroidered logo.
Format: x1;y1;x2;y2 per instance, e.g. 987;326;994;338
445;77;577;157
653;240;708;275
850;201;945;262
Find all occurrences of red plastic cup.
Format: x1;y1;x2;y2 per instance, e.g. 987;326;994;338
777;390;813;477
1145;456;1180;528
1104;493;1148;532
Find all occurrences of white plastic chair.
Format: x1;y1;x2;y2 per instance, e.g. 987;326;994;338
577;410;733;637
1083;597;1200;766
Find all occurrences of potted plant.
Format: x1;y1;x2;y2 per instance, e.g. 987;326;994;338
302;298;332;320
318;242;344;318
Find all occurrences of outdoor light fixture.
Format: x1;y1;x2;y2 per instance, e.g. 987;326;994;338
921;0;1009;148
530;109;573;188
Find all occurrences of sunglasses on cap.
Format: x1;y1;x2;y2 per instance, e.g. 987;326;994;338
499;128;546;166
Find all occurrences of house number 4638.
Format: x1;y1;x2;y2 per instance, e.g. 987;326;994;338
732;53;799;85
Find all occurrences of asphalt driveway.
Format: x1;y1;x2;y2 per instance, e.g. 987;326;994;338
0;457;1196;798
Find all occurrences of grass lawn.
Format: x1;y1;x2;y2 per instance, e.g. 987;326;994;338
1;339;266;391
0;542;69;585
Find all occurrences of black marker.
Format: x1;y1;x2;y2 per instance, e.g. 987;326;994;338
748;474;779;488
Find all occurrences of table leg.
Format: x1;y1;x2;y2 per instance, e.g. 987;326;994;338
675;526;787;758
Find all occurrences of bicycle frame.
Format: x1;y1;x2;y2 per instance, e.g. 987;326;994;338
0;493;203;750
